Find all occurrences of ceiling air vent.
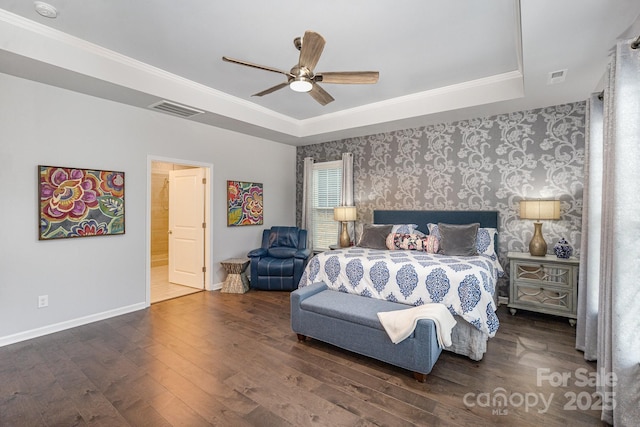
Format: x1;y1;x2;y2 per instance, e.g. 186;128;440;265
547;69;567;85
148;100;204;118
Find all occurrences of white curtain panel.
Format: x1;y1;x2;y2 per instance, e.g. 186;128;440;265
341;152;355;243
575;94;603;361
596;38;640;426
301;157;315;250
597;51;616;425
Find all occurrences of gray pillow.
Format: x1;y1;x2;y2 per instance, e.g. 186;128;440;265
438;223;479;256
358;224;393;249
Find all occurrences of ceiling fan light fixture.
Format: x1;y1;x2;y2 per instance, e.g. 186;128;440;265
223;31;377;105
289;77;313;93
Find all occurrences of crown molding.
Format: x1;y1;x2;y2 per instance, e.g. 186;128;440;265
0;9;301;135
299;70;524;138
0;8;524;142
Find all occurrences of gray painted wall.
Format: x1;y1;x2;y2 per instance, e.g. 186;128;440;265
0;73;296;342
296;102;586;295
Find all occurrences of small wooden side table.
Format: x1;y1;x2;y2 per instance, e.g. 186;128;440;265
221;257;250;294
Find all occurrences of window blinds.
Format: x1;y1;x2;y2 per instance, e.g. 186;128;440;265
312;160;342;250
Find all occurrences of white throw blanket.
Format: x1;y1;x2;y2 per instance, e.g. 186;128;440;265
377;304;457;347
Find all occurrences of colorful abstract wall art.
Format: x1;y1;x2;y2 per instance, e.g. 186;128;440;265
227;180;263;226
39;165;125;240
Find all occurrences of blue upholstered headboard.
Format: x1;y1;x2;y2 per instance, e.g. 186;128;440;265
373;210;500;253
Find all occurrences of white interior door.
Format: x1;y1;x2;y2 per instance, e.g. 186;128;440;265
168;168;205;288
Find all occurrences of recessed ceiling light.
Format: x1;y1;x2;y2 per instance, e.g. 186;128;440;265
34;1;57;18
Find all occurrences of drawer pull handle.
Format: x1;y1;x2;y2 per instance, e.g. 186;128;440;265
516;264;570;282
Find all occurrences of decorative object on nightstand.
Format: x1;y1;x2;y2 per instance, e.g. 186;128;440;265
507;251;578;326
519;199;561;256
553;238;573;259
220;257;250;293
334;206;357;248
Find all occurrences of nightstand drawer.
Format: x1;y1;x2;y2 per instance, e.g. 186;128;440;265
507;252;579;324
512;261;573;288
511;283;573;314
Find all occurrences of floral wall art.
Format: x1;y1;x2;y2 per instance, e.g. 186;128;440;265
39;165;125;240
296;102;586;296
227;180;263;226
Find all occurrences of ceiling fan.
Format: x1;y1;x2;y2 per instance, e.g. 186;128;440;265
222;31;379;106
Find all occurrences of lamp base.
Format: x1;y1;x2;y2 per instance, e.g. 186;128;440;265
528;222;547;256
339;222;350;248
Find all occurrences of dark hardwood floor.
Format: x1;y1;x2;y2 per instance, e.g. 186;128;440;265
0;290;607;426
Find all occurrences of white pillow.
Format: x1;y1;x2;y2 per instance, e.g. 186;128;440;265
390;223;420;234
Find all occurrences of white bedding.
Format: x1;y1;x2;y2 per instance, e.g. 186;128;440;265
298;247;503;338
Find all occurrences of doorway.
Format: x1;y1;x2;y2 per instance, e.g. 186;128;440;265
148;158;212;304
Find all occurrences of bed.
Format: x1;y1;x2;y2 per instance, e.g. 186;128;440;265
297;210;502;360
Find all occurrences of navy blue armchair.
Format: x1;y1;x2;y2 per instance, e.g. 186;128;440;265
247;226;311;291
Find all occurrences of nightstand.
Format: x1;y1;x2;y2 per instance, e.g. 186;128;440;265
507;251;579;326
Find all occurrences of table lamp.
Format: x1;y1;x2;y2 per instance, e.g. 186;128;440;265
333;206;357;248
519;200;561;256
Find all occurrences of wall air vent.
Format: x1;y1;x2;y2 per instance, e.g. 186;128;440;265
547;69;567;85
148;100;204;118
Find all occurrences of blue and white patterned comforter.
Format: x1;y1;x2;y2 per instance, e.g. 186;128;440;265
298;248;503;337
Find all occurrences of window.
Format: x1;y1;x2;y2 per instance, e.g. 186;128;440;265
312;160;342;251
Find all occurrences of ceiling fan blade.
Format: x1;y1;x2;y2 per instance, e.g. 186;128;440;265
298;31;325;72
252;82;288;97
317;71;379;84
308;84;334;106
222;56;292;77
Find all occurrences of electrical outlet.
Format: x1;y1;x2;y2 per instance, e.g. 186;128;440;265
38;295;48;308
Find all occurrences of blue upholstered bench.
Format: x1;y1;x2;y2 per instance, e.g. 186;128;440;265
290;282;442;382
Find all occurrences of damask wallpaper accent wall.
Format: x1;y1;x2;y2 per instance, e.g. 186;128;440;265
296;102;586;296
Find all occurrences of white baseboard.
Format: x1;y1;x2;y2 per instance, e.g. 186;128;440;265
0;302;146;348
210;282;223;291
498;296;508;306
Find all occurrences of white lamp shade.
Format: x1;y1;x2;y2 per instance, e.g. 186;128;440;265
519;200;561;220
334;206;357;221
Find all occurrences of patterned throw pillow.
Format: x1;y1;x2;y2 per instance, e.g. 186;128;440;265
475;227;498;256
385;233;440;253
427;223;497;256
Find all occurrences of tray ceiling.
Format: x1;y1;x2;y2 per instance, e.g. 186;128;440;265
1;1;639;145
